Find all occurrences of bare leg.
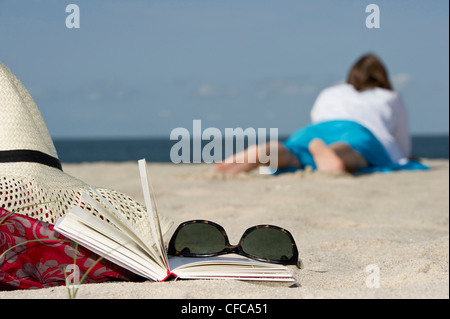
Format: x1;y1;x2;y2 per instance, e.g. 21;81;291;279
215;142;300;175
214;144;260;175
308;139;368;173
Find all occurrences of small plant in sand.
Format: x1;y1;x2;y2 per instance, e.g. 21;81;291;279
63;241;110;299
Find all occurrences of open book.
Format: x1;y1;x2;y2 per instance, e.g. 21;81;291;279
54;159;295;282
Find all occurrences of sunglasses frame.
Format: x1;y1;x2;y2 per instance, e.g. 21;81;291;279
167;220;300;267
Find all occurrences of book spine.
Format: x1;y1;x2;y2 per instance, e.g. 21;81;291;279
159;269;178;282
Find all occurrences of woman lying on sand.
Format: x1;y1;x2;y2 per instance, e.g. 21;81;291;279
215;53;428;175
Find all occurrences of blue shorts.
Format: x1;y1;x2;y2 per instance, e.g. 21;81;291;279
280;120;428;174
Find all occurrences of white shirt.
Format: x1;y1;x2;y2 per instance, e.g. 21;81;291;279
310;83;411;163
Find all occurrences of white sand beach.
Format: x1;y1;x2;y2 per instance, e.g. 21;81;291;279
1;159;448;299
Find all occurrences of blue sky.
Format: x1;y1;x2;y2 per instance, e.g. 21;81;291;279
0;0;448;138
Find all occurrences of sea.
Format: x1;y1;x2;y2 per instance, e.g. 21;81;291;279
54;135;449;163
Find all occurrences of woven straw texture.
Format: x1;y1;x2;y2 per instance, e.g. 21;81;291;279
0;63;57;156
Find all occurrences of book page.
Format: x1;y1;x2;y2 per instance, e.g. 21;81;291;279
168;255;295;282
138;159;169;270
55;209;167;281
79;172;172;261
81;190;160;261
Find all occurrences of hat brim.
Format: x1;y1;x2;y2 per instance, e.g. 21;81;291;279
0;162;172;237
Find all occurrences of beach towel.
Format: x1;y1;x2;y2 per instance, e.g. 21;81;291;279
281;120;429;174
0;207;138;290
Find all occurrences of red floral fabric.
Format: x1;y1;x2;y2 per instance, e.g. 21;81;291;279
0;207;138;290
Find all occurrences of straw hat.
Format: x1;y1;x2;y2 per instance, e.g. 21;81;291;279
0;61;171;233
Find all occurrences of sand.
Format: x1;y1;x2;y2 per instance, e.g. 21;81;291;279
0;159;448;299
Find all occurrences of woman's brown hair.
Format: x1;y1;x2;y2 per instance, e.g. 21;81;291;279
347;54;393;91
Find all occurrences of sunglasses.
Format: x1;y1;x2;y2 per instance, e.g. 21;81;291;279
168;220;303;268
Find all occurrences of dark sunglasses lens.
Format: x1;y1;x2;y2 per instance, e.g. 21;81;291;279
173;223;226;255
241;228;294;262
